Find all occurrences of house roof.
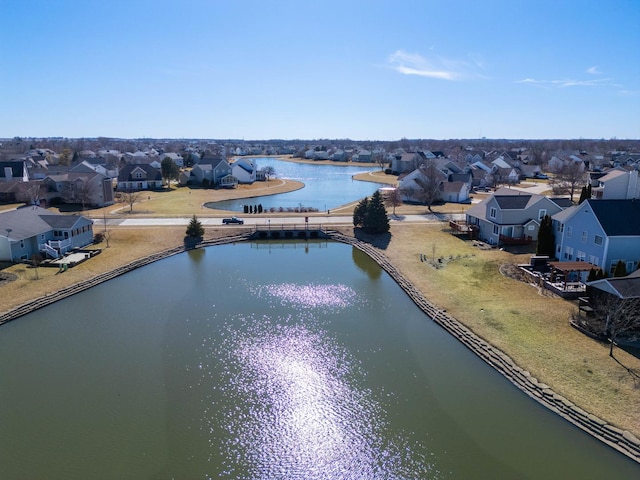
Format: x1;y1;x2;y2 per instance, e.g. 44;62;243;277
589;276;640;299
494;193;532;209
118;163;162;181
0;206;91;241
587;199;640;236
549;197;574;208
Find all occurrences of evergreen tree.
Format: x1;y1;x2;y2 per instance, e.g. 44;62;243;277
186;215;204;239
536;215;555;258
353;197;368;227
613;260;627;277
362;190;390;234
587;268;597;282
578;186;589;204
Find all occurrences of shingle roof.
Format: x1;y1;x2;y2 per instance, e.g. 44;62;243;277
494;194;532;209
0;207;92;241
588;199;640;236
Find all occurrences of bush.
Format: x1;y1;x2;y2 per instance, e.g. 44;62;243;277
93;232;104;243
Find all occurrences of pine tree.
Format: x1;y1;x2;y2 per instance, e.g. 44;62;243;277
363;190;390;234
613;260;627;277
536;215;555;258
353;197;368;227
186;215;204;239
578;186;589;204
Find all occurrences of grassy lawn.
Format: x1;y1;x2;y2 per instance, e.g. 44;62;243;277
378;224;640;437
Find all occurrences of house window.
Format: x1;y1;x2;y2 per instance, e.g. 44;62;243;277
588;255;599;266
564;247;573;260
134;172;143;179
538;209;546;220
566;226;572;238
594;235;603;245
20;240;24;249
528;225;535;231
576;250;586;261
489;207;497;219
493;225;499;235
581;231;588;243
627;261;636;273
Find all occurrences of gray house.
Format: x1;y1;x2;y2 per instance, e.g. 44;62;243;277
465;187;566;245
190;157;236;187
0;206;94;262
552;199;640;276
117;164;163;191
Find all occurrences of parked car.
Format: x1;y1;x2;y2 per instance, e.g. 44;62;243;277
222;217;244;224
534;173;549;180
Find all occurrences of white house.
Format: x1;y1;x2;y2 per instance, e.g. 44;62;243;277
231;158;257;184
591;169;639;200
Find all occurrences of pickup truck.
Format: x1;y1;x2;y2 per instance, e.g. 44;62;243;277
222;217;244;225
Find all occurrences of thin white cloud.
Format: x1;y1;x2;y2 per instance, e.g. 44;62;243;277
516;76;617;89
387;50;479;81
587;66;603;75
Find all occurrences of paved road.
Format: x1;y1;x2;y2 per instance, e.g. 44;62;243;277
94;213;465;227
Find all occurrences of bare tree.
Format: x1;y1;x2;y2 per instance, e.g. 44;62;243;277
384;187;403;216
120;189;142;213
587;291;640;357
30;253;43;279
262;165;275;182
550;161;585;202
398;185;418;203
17;181;45;205
414;161;443;212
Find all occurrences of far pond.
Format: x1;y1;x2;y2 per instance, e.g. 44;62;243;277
205;157;386;212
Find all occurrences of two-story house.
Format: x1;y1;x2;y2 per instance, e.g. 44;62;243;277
117;164;163;191
591;168;639;200
552;199;640;276
465;187;566;245
190;157;236;187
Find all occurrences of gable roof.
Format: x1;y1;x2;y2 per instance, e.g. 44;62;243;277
494;193;532;209
0;206;92;241
118;163;161;181
587;199;640;236
589;276;640;299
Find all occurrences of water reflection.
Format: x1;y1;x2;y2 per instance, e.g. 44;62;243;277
208;318;437;479
352;247;383;280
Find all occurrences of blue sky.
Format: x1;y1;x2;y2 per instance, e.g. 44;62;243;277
1;0;638;140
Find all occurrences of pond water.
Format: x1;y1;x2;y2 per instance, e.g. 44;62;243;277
0;241;638;479
205;158;386;212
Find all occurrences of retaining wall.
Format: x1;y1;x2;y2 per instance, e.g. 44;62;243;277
1;230;638;464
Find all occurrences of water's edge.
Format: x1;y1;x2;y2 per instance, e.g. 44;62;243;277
1;231;638;463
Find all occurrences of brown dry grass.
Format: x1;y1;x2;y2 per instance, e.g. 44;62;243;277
378;224;640;436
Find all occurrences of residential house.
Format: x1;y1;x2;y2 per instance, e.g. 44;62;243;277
44;172;114;207
391;152;420;174
0;160;29;182
466;187;566;245
190;157;236;187
0;206;94;262
117;164;163;191
231;158;257;184
591;168;639;200
552;199;640;276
